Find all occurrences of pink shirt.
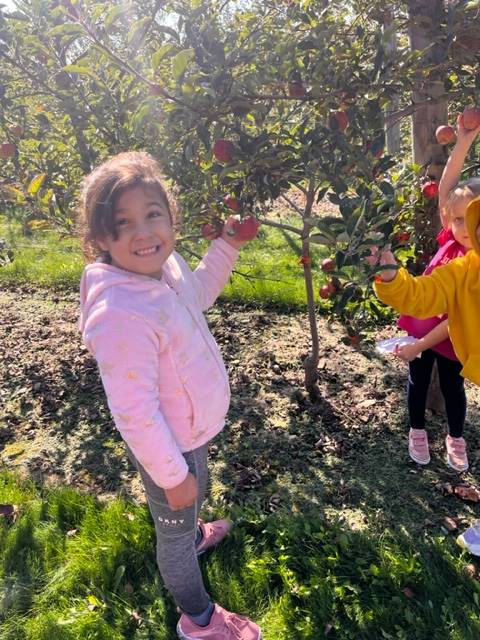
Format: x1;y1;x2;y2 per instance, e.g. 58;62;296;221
79;238;239;489
398;229;467;360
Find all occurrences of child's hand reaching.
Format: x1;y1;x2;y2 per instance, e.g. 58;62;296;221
456;113;480;148
221;215;260;250
164;472;199;511
394;342;421;362
378;249;399;282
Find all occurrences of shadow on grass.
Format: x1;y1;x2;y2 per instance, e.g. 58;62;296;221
1;477;479;640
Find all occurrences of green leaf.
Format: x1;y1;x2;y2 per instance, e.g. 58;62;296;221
27;173;47;196
152;44;174;70
309;233;332;245
112;565;126;592
62;65;102;84
104;4;132;29
378;181;395;196
127;16;149;45
49;23;84;37
156;24;180;41
171;48;195;80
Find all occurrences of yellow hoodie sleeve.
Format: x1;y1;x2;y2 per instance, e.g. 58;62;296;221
373;263;458;318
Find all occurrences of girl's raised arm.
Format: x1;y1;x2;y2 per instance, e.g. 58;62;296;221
438;115;480;227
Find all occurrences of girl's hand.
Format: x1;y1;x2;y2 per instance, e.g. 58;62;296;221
456;113;480;148
378;249;398;282
394;342;421;362
221;215;259;250
164;472;198;511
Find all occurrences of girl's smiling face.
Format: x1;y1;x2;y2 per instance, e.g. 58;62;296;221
98;186;175;279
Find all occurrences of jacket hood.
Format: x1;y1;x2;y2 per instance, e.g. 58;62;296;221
79;262;158;333
466;195;480;255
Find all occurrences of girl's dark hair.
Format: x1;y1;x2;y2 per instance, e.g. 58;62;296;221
78;151;177;262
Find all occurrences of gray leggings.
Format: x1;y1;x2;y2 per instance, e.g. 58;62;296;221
126;442;211;616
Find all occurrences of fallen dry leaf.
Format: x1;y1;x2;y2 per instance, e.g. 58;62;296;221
0;504;19;522
453;485;480;503
443;516;458;532
464;563;477;578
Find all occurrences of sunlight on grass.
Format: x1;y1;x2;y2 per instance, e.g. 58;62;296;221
0;215;330;306
1;470;480;640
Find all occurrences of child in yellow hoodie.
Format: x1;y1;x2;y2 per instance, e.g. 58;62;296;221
374;198;480;385
374;197;480;554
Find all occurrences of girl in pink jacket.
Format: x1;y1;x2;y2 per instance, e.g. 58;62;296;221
79;151;261;640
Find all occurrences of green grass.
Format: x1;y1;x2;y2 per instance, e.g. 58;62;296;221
1;470;480;639
0;215;329;306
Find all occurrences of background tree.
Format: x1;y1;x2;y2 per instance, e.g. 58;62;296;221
1;0;479;399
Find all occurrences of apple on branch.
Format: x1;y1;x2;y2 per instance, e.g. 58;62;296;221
213;139;234;163
226;215;260;241
435;125;456;145
328;111;348;132
0;143;17;159
462;107;480;130
421;181;439;199
321;257;335;272
224;196;241;212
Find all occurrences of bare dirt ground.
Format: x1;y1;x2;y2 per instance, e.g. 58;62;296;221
1;286;480;539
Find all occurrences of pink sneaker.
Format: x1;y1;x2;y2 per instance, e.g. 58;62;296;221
195;519;231;556
408;428;430;465
177;604;262;639
446;435;469;472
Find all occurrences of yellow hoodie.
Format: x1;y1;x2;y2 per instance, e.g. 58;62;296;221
374;196;480;385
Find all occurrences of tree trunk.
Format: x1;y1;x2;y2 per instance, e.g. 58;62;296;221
408;0;449;182
302;183;320;402
407;0;448;414
383;9;401;155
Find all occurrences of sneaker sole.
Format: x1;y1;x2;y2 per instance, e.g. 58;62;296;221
446;456;469;473
177;623;262;640
409;449;430;465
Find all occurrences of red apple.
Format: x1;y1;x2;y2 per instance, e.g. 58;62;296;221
421;181;439;199
319;284;332;299
9;125;23;138
224;196;241;212
230;215;259;241
435;125;456;145
321;258;335;272
0;143;17;159
327;280;337;294
462;107;480;131
395;231;411;243
201;223;222;240
328;111;349;132
213;139;234;163
288;81;306;98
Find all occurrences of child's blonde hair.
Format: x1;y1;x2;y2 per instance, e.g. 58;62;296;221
444;177;480;223
78;151;177;262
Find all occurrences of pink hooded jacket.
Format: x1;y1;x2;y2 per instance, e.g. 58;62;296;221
79;238;239;489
